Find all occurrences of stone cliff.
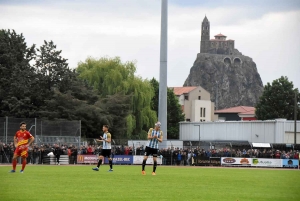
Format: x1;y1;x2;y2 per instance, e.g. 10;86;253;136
183;51;264;109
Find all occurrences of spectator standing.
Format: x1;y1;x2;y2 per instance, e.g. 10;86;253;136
54;144;62;165
0;141;3;163
87;145;93;155
71;146;78;164
177;151;182;166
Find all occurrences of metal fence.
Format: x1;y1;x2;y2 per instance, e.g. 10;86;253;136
0;117;81;146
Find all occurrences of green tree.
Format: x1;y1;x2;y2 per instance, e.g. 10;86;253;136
34;41;119;138
76;57;157;138
150;78;185;139
0;29;36;117
0;30;132;139
255;76;300;120
33;40;77;117
99;92;132;139
34;40;73;91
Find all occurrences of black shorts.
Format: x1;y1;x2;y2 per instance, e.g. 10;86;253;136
100;149;111;158
144;146;158;157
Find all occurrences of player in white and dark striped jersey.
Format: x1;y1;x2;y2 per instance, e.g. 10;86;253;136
92;125;113;172
142;122;163;176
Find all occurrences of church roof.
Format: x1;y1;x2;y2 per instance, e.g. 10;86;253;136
214;33;227;37
210;39;234;42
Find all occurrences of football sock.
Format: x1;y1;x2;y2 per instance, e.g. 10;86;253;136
12;159;17;170
153;161;157;173
109;159;113;169
142;159;147;171
21;158;27;171
97;159;102;168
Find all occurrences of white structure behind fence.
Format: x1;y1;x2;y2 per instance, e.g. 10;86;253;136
179;119;300;144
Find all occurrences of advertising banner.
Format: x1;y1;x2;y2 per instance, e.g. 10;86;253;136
210;157;221;166
221;157;251;166
282;159;299;168
251;158;282;167
77;155;162;164
195;157;221;166
104;155;133;164
133;156;162;165
77;155;98;164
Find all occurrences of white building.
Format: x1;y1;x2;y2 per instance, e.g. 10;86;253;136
169;86;216;122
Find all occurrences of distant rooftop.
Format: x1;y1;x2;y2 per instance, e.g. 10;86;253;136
215;106;255;114
214;33;226;37
170;87;197;96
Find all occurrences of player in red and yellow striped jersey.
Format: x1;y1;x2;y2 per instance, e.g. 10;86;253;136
10;122;35;173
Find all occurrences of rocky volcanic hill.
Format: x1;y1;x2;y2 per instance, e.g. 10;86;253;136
183;51;264;109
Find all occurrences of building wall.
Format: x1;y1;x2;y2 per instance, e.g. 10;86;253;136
191;100;212;122
242;117;257;121
177;94;185;106
216;113;241;121
284;132;300;144
179;120;300;144
183;87;211;121
211;102;217;121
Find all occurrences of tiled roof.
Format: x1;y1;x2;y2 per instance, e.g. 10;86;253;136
210;39;232;41
171;87;197;95
215;33;227;37
239;110;255;115
215;106;255;114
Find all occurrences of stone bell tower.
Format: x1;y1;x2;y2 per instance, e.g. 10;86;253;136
200;15;210;53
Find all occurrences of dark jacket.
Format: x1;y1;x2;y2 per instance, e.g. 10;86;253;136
54;147;62;156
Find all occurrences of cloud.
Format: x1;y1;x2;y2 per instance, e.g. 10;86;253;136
0;0;299;90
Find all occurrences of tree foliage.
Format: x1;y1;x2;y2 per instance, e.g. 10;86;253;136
76;57;157;138
0;29;36;117
150;78;185;139
255;76;300;120
0;30;133;138
0;30;158;139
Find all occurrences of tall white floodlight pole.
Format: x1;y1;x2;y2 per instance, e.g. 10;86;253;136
159;0;168;145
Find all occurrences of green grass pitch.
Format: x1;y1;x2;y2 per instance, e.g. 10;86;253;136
1;165;299;201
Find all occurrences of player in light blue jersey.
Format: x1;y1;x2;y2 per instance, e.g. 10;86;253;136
92;125;113;172
142;122;163;176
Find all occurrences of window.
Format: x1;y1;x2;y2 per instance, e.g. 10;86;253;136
200;108;203;117
198;96;201;100
184;95;189;100
203;108;206;117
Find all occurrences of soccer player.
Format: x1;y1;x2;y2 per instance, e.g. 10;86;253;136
92;125;113;172
10;122;35;173
142;121;163;175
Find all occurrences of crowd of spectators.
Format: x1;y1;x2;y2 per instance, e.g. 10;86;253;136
0;141;78;164
0;140;299;166
158;147;299;166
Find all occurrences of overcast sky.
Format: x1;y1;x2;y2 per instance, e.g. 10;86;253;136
1;0;300;89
